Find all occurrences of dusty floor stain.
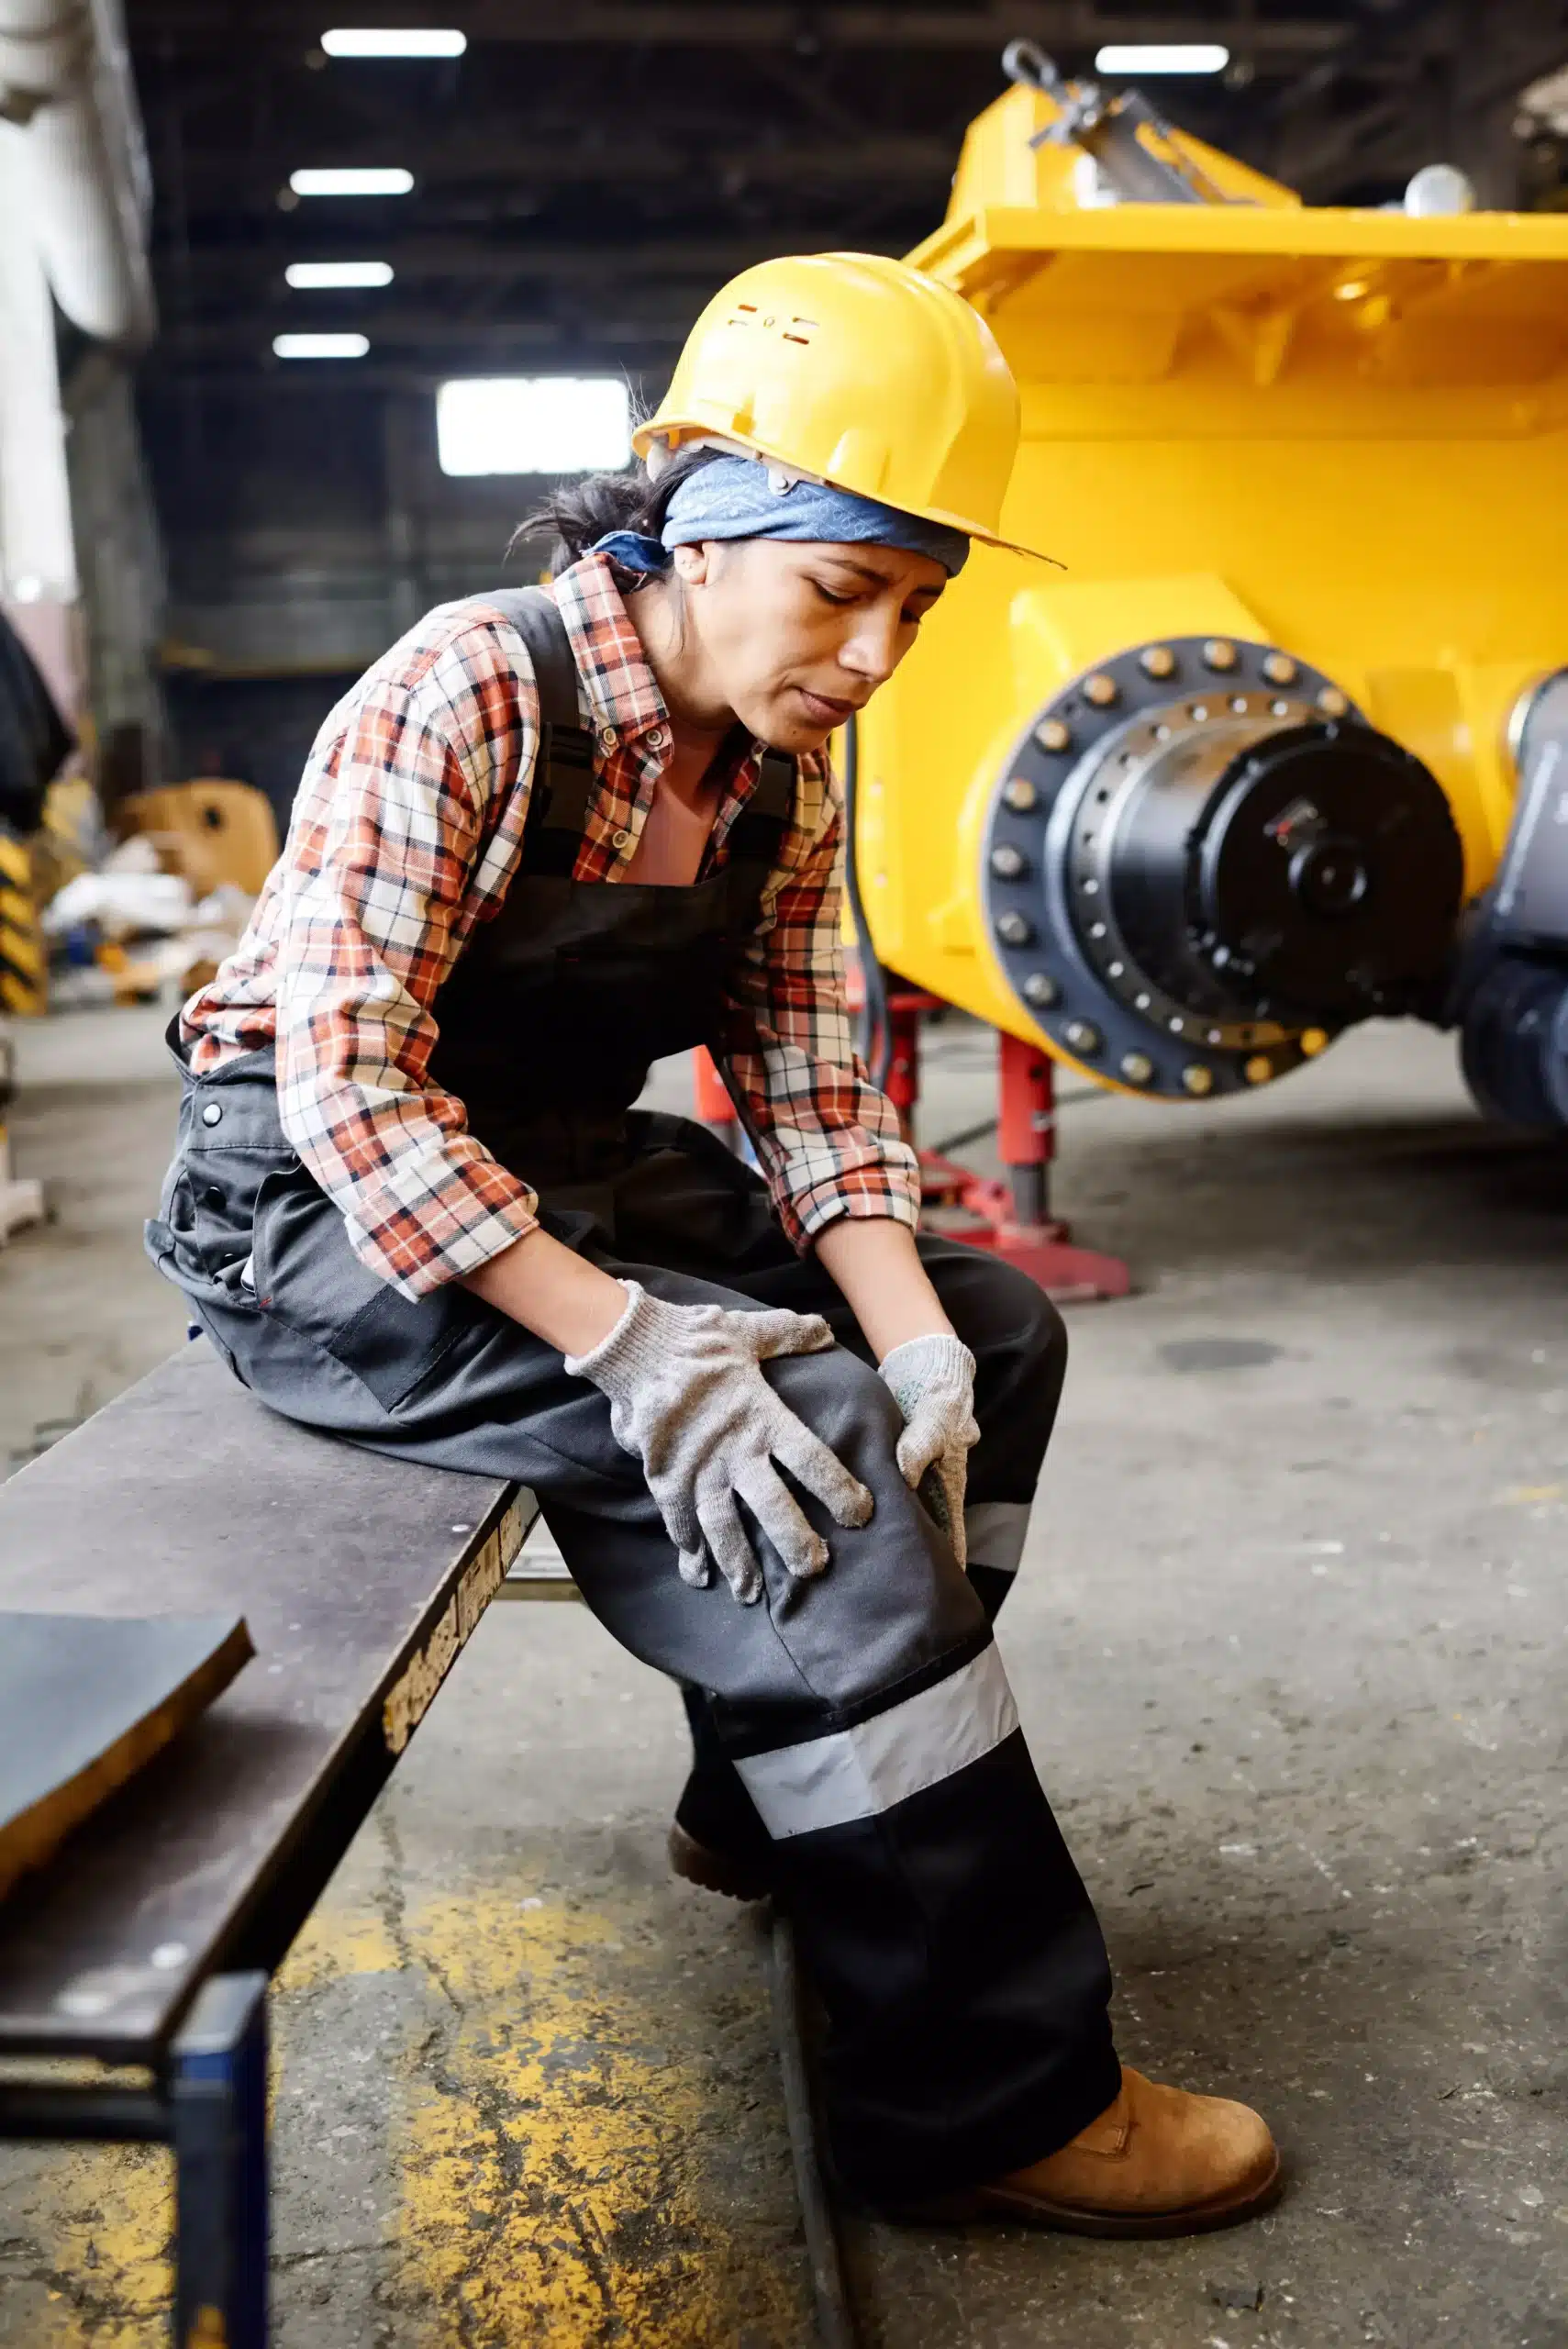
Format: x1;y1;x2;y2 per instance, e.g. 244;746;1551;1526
3;1876;801;2348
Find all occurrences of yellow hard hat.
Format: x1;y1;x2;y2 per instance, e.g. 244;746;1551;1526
635;250;1043;557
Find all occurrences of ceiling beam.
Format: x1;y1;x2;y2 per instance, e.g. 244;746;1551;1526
161;308;696;354
177;130;961;190
161;235;825;289
131;5;1351;61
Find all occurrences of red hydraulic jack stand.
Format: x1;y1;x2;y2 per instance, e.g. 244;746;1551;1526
693;988;1130;1305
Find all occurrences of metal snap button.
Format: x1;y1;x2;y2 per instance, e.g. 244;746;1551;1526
611;828;631;851
647;724;667;750
598;726;617;750
201;1101;223;1126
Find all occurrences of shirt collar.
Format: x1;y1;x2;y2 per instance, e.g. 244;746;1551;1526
550;551;669;744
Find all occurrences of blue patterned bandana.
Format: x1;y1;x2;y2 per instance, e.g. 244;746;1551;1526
592;453;970;577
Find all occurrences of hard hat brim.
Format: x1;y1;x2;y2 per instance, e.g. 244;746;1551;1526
631;419;1062;569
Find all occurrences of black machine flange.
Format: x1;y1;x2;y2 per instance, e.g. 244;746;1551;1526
981;636;1464;1098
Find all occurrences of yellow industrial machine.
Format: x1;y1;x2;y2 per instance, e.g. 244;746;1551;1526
857;46;1568;1122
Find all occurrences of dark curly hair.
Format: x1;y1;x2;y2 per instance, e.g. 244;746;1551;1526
515;444;725;580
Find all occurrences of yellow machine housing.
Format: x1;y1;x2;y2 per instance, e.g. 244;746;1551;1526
858;79;1568;1104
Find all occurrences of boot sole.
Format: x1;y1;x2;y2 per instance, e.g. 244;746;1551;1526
889;2153;1284;2239
668;1821;773;1903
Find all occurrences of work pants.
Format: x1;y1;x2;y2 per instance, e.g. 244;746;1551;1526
154;1070;1120;2203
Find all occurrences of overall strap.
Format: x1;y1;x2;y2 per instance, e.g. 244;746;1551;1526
726;748;796;873
479;585;597;873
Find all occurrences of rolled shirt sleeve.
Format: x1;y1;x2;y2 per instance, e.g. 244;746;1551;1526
718;754;921;1252
272;622;544;1298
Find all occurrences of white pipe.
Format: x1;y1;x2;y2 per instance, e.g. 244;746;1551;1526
0;0;155;352
0;123;77;609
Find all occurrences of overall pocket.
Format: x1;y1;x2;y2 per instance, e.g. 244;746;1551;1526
249;1167;487;1413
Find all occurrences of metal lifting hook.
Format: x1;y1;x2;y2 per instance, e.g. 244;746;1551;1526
1001;35;1233;206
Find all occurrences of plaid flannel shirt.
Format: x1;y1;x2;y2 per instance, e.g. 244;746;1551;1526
183;551;919;1298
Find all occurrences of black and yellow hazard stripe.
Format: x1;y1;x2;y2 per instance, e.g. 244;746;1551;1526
0;828;45;1017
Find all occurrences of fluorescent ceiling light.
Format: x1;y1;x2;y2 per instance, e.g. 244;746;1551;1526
1095;41;1229;73
285;260;395;288
321;28;467;56
289;167;414;196
273;331;371;359
437;376;632;476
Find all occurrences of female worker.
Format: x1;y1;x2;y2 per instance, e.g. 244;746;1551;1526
149;252;1278;2232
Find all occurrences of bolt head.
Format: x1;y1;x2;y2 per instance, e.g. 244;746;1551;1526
1064;1019;1102;1055
1317;685;1350;718
1301;1026;1329;1057
1204;639;1238;672
1262;651;1297;685
1036;717;1072;753
1120;1051;1154;1085
1244;1053;1274;1085
996;910;1033;946
990;842;1027;879
1022;970;1059;1008
1004;774;1039;811
1182;1063;1215;1097
1084;673;1118;708
1140;645;1176;680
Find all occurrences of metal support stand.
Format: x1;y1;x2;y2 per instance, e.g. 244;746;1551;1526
907;1008;1131;1305
692;1045;737;1140
693;990;1129;1298
170;1973;271;2349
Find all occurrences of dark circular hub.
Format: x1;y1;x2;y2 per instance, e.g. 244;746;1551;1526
982;635;1469;1100
1192;723;1463;1019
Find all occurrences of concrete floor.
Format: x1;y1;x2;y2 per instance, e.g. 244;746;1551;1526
1;1005;1565;2348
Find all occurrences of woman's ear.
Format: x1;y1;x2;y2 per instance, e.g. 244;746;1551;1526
671;542;712;586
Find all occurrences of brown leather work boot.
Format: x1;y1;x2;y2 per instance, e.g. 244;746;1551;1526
914;2067;1281;2238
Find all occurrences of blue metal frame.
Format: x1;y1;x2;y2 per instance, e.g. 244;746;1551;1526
0;1971;271;2347
170;1973;271;2349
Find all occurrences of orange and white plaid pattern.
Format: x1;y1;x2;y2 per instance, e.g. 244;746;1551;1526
183;552;919;1297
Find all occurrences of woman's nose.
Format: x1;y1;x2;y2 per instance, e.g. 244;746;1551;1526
840;611;903;685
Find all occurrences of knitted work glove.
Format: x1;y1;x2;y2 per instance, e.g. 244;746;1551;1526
565;1280;873;1605
878;1332;980;1567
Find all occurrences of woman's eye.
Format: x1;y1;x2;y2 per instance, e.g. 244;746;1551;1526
812;581;856;606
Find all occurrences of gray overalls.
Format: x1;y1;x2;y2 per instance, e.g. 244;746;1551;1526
148;589;1118;2204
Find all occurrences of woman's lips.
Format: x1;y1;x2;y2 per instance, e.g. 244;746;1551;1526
795;686;859;725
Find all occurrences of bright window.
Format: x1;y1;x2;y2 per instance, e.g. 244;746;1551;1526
437;377;632;477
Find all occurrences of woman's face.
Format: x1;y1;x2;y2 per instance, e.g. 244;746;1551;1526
670;536;949;754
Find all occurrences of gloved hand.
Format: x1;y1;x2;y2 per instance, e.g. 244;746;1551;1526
565;1279;873;1605
878;1332;980;1567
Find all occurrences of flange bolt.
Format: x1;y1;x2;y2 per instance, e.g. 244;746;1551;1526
1004;775;1039;811
1084;674;1118;708
996;911;1034;946
1022;971;1060;1007
1064;1019;1102;1055
1120;1051;1154;1085
1140;645;1176;679
990;843;1028;879
1036;717;1073;752
1182;1063;1216;1097
1204;640;1239;671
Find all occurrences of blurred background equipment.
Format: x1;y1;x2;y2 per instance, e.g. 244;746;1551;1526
855;48;1568;1130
